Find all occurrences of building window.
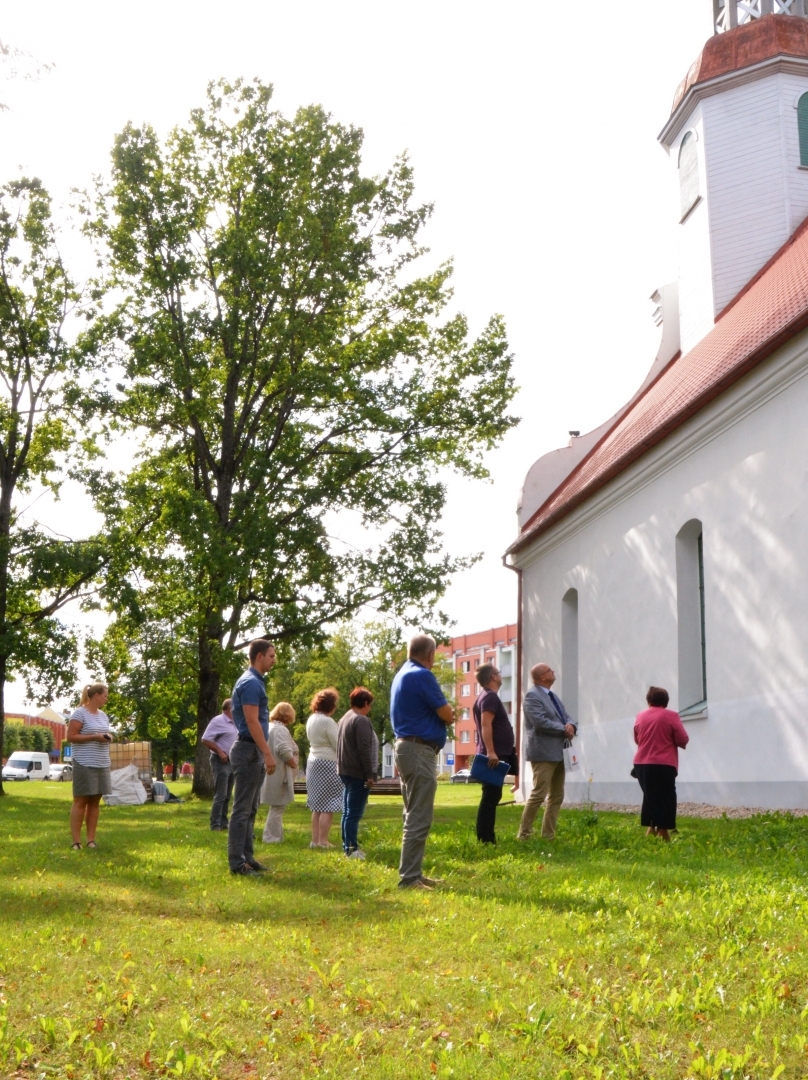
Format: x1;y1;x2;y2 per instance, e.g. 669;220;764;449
474;658;480;668
798;93;808;166
678;131;699;220
461;708;470;720
461;684;471;697
384;754;392;767
461;660;471;673
561;587;579;722
460;731;470;744
676;519;707;712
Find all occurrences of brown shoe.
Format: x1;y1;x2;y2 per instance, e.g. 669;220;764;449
419;875;443;888
399;879;433;891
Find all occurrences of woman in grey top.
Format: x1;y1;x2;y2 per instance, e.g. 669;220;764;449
67;682;112;850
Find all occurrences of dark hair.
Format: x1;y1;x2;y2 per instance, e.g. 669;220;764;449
350;686;374;709
311;687;339;715
646;686;669;708
248;638;274;662
476;663;497;688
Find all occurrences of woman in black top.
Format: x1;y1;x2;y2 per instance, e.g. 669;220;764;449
473;664;518;844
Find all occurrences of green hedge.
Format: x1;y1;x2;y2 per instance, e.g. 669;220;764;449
4;722;55;756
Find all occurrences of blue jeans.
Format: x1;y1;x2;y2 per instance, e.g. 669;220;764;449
227;741;264;871
340;775;370;854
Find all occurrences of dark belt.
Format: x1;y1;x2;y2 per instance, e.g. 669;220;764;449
397;735;441;754
237;732;255;744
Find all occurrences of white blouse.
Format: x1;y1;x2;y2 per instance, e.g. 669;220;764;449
306;712;338;761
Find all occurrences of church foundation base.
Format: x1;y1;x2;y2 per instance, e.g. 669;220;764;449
564;780;808;810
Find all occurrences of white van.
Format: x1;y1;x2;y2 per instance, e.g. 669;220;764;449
2;751;51;781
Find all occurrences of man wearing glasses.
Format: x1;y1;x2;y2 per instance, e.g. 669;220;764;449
517;663;576;842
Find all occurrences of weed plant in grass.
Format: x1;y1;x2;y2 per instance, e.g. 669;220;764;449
2;783;808;1078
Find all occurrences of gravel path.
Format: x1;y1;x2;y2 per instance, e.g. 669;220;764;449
582;801;808;819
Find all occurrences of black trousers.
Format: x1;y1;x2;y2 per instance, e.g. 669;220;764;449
476;753;517;844
634;763;677;830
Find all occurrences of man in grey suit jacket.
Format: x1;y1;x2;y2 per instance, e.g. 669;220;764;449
517;663;577;841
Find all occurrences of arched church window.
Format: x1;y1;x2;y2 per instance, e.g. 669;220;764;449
676;520;707;713
561;588;579;721
798;93;808;166
678;132;699;221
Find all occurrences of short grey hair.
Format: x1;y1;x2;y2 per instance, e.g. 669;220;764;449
409;634;436;662
476;663;497;688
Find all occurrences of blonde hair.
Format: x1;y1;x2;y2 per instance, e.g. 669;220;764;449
270;701;296;726
80;682;108;705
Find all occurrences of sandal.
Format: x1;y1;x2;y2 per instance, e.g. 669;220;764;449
86;841;98;849
71;842;81;850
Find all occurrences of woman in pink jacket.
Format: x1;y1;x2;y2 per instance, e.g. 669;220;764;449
633;686;689;841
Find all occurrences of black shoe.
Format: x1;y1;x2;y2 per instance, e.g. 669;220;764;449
231;863;258;876
248;860;270;872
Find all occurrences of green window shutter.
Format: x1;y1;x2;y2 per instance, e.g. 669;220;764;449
798;93;808;167
678;132;699;220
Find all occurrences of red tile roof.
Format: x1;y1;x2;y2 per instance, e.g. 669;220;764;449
671;14;808;115
509;215;808;556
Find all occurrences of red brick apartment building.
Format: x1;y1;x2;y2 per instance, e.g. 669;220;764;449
438;624;517;774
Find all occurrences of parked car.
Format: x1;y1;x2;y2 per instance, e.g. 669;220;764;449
49;762;73;782
2;751;51;781
450;769;479;784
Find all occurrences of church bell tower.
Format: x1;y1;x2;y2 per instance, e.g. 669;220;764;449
660;2;808;354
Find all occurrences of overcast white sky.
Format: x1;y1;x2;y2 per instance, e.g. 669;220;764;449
1;0;714;709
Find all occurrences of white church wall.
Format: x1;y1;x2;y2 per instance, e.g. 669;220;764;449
515;329;808;809
674;110;716;356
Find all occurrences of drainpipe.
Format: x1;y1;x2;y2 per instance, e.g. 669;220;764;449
502;554;523;776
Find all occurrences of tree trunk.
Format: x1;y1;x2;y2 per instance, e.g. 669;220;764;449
192;631;220;797
0;653;6;797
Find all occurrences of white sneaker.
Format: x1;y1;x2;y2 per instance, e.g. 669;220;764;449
348;849;366;859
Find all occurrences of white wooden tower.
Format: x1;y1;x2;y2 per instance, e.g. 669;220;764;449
660;6;808;354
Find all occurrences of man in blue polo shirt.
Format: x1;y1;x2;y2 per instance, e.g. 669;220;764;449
228;639;277;876
391;634;454;889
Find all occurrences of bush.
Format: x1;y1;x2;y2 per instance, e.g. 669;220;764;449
2;722;54;757
29;725;55;753
3;721;23;756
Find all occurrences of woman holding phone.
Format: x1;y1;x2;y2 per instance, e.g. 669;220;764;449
67;683;113;850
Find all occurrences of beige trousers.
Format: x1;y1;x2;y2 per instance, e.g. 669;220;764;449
517;760;566;840
262;804;286;843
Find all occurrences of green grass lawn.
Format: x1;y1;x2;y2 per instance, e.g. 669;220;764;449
2;783;808;1079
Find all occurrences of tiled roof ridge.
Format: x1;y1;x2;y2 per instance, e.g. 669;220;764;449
508;215;808;557
516;350;681;539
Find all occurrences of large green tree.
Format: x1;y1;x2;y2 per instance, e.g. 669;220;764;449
0;178;104;794
272;621;457;770
88;80;517;796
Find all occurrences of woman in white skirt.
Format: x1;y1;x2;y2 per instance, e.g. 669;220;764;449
306;688;343;848
260;702;299;843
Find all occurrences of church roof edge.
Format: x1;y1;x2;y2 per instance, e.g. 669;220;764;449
507;211;808;558
671;14;808;114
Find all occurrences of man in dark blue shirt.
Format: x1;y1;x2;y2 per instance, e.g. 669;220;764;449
227;639;277;876
391;634;454;889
